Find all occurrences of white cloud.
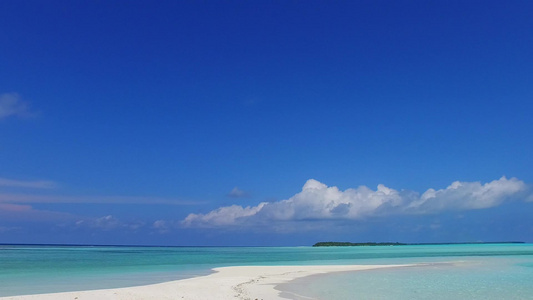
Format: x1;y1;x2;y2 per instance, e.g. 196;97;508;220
0;177;57;189
526;193;533;202
74;216;146;232
227;187;250;198
0;93;34;119
152;220;172;233
153;220;167;229
183;203;267;227
408;177;526;212
182;177;529;228
93;215;120;230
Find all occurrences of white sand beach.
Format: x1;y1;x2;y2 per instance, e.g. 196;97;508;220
0;264;410;300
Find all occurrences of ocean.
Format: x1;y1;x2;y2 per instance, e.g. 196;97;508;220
1;244;532;299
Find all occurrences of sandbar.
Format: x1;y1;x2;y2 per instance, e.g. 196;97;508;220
1;264;411;300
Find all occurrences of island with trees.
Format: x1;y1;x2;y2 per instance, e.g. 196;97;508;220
312;241;524;247
313;242;405;247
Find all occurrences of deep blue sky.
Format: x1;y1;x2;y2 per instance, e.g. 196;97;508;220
1;0;532;246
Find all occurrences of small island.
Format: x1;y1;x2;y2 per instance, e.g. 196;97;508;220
313;242;405;247
312;241;525;247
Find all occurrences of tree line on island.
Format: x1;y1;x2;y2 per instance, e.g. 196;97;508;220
313;242;405;247
312;241;524;247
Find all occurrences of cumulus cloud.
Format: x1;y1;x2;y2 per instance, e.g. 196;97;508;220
0;177;57;189
182;177;529;228
407;177;526;212
0;93;35;119
227;187;250;198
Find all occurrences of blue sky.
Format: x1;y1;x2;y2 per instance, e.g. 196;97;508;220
1;0;532;246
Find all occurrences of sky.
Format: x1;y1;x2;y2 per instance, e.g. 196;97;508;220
1;0;532;246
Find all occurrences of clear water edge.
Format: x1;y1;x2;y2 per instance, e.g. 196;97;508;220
277;249;533;300
1;244;532;299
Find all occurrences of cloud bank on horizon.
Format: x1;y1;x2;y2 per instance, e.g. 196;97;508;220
183;177;529;228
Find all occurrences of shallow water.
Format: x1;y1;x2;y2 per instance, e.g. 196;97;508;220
279;244;533;300
1;244;532;298
281;257;533;299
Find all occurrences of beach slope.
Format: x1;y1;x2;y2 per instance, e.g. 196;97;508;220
1;264;408;300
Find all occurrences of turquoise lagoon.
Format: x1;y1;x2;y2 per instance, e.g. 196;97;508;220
1;244;532;298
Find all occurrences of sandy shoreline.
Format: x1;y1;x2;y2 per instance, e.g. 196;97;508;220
0;264;411;300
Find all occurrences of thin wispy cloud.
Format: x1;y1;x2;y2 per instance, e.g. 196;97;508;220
75;215;146;232
0;204;144;233
183;177;530;228
0;177;57;189
0;93;36;120
152;220;174;234
0;177;203;205
227;187;250;198
0;202;76;222
0;226;20;233
0;203;33;212
92;215;120;230
0;193;204;205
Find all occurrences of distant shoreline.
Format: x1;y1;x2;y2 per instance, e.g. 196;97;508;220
312;241;525;247
0;241;527;248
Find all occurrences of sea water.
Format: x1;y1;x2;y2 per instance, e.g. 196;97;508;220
1;244;532;298
279;244;533;299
